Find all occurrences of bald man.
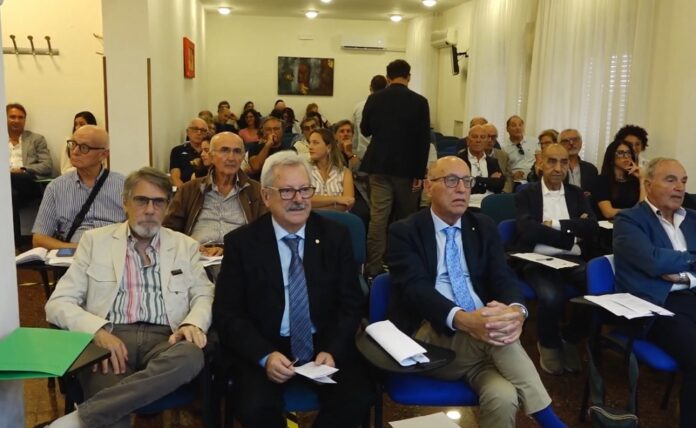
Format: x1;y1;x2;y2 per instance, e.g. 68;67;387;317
170;118;209;188
457;125;505;194
388;156;564;428
513;144;598;375
32;125;125;250
164;132;266;257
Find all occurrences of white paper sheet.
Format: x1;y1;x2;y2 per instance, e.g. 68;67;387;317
598;220;614;230
46;249;73;267
389;412;461;428
294;362;339;384
468;193;485;209
15;247;48;264
200;255;223;267
511;252;579;269
584;293;674;319
365;320;429;367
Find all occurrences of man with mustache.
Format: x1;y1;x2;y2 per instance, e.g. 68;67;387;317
214;151;374;428
614;158;696;427
388;156;565;428
45;167;213;428
163;132;266;257
513;144;598;375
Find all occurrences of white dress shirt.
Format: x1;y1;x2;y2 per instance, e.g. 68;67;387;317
533;180;582;256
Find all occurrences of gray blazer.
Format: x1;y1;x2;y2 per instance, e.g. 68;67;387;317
20;130;53;177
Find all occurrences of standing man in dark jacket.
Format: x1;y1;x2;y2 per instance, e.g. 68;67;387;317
360;59;431;277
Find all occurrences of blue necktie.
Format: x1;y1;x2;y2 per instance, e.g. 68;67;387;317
282;235;314;364
444;227;476;311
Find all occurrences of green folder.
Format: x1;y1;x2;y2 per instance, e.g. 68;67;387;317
0;327;93;380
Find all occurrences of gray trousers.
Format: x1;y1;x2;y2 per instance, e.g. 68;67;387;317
77;324;204;428
415;322;551;428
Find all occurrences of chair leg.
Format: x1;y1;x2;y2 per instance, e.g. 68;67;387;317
40;270;51;300
661;373;677;410
578;376;589;422
373;388;383;428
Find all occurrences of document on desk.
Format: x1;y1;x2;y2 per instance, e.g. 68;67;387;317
468;193;485;209
598;220;614;230
511;252;579;269
0;327;93;380
294;362;339;384
365;320;430;367
389;412;461;427
584;293;675;319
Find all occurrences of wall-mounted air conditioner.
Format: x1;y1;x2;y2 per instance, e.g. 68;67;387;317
431;28;458;48
340;35;386;51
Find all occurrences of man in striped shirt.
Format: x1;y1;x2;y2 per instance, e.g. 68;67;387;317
45;167;214;428
32;125;125;250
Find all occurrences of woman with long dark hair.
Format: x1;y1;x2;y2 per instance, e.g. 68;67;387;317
594;139;645;219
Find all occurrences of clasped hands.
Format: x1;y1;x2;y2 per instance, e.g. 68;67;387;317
454;300;525;346
265;351;335;384
92;324;207;375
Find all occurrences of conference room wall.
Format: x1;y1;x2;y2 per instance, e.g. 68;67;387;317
0;0;104;178
204;13;407;126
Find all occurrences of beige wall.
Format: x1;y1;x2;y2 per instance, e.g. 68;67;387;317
204;13;407;125
1;0;104;177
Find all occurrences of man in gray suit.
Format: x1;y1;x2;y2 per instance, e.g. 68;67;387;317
8;103;53;247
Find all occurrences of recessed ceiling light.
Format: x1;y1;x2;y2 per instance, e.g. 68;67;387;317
305;10;319;19
390;14;403;23
446;410;462;420
320;0;332;3
217;7;231;15
422;0;437;7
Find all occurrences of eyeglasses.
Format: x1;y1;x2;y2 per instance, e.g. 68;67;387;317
131;196;169;210
264;126;282;132
188;127;208;133
66;139;106;154
615;150;632;158
488;134;498;139
430;175;477;188
214;146;245;157
266;186;316;200
560;137;581;145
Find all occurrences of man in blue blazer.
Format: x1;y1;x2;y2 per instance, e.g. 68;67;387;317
614;158;696;427
388;156;565;428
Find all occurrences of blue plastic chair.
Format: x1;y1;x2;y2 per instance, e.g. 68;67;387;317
585;255;677;410
435;136;460;158
481;193;516;224
369;273;478;428
316;210;367;295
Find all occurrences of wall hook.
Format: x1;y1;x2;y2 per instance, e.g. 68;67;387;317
27;35;35;55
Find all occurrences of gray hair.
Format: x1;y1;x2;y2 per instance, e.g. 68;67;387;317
123;167;173;202
645;157;680;180
559;128;582;141
260;151;312;188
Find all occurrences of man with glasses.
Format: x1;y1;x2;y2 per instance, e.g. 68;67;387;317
163;132;266;257
291;117;319;160
513;144;598;376
248;116;290;180
214;151;374;428
558;129;598;195
503;115;536;185
388;156;564;428
32;125;125;250
169;117;209;188
45;167;213;428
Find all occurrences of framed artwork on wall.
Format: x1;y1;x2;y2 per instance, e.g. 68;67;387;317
183;37;195;79
277;56;334;96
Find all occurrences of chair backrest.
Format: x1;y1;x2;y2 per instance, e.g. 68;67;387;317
281;132;297;150
480;193;516;224
436;136;460;158
315;211;366;263
497;219;516;247
369;273;391;323
586;255;615;295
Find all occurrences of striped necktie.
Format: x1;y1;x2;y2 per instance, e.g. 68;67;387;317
282;234;314;363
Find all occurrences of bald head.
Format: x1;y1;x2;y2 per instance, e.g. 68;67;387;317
426;156;472;225
69;125;110;171
210;132;245;179
468;125;487;156
482;123;498;151
210;131;243;152
541;144;569;190
74;125;109;148
469;116;488;128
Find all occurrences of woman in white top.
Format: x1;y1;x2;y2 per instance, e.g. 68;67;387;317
308;128;354;211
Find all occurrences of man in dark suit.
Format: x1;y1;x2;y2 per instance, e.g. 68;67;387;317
457;124;505;194
614;158;696;427
514;144;598;375
360;59;431;277
558;129;598;195
213;151;373;428
388;156;565;428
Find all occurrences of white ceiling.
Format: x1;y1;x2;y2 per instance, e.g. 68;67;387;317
200;0;467;22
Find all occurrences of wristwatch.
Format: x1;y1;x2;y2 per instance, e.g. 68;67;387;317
513;304;529;319
679;272;688;284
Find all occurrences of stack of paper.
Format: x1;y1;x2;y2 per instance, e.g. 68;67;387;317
365;320;429;367
584;293;674;319
390;412;461;427
598;220;614;230
511;252;579;269
0;328;93;379
15;247;48;264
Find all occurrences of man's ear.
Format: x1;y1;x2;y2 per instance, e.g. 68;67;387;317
261;188;272;208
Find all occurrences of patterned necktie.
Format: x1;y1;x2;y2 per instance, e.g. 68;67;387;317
282;234;314;363
444;227;476;311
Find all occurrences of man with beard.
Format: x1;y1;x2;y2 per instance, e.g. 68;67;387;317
45;167;213;428
558;129;598;195
214;151;374;428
